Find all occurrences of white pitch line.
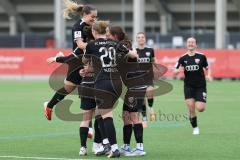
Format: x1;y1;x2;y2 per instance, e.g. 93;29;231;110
0;155;96;160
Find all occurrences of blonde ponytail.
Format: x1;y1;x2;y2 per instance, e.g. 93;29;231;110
92;21;109;35
63;0;83;19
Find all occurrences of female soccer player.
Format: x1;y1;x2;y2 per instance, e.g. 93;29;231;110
82;21;139;157
44;0;97;120
136;32;157;126
44;0;99;155
174;37;212;135
82;21;123;158
107;26;147;156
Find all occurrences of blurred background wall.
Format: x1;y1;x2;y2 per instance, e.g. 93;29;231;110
0;0;239;79
0;0;239;49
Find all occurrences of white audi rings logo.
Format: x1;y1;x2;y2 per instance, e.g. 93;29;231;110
138;58;150;63
185;65;199;71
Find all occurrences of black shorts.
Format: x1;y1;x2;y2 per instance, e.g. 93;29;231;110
122;99;145;112
78;82;96;110
184;85;207;103
66;62;83;85
123;87;146;112
94;79;122;109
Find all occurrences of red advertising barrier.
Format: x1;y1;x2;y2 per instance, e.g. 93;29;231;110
0;49;240;78
0;49;70;77
155;49;240;78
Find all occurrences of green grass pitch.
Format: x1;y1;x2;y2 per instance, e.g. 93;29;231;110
0;80;239;160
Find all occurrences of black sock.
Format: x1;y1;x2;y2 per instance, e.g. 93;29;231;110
190;116;197;128
96;115;107;141
142;104;146;117
103;117;117;145
133;123;143;143
148;98;154;108
123;124;132;145
48;87;68;108
80;127;89;147
89;120;92;128
94;119;102;143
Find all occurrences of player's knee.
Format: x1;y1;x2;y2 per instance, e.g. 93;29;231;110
146;94;153;99
131;115;141;124
197;106;205;112
146;91;153;98
80;120;90;127
132;119;141;124
196;103;206;112
186;100;195;108
147;86;154;91
64;84;76;93
122;114;130;124
123;119;132;125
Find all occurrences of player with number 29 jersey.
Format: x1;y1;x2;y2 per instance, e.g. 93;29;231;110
85;38;119;82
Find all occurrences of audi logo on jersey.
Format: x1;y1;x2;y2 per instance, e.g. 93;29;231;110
145;52;151;57
185;65;199;71
138;57;150;63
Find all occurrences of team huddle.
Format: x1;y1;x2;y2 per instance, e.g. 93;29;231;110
43;0;211;158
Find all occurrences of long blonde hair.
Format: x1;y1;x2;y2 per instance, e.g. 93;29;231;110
63;0;96;19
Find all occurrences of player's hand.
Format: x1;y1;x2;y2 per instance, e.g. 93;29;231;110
206;75;213;82
79;69;86;77
83;64;92;73
46;57;56;64
128;49;139;59
172;66;184;76
56;51;64;57
149;108;156;121
77;40;87;50
172;67;179;77
150;114;156;121
80;42;87;49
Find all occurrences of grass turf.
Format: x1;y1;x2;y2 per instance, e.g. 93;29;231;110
0;80;239;160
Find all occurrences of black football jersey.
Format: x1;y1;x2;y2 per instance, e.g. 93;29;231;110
55;19;89;64
136;47;155;79
72;19;90;55
118;56;147;89
85;38;120;82
136;47;154;64
175;52;208;87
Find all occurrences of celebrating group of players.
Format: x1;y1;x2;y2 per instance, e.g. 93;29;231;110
43;0;211;158
43;0;156;158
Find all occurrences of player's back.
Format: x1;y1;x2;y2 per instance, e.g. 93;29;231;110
85;38;119;82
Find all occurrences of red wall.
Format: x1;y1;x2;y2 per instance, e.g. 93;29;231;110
0;49;69;76
0;49;240;78
155;49;240;78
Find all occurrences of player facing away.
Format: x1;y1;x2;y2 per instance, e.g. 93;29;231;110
136;32;157;127
107;26;146;157
83;21;123;158
80;51;112;156
79;46;111;156
174;37;212;135
79;60;109;156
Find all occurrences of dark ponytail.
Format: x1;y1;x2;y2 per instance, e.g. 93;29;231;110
108;26;129;41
